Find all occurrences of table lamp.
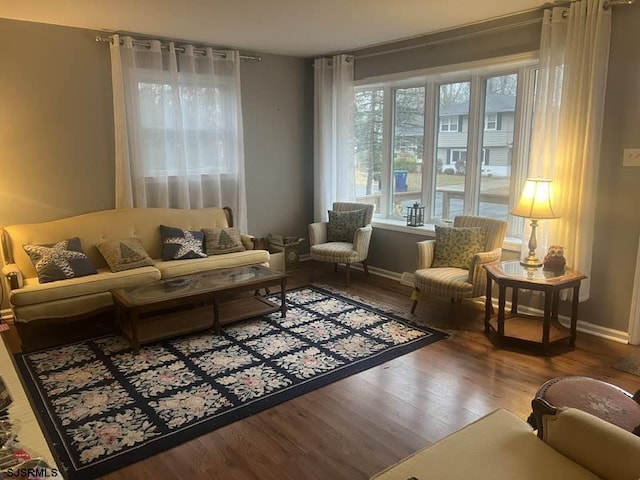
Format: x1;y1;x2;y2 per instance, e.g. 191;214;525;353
510;178;559;267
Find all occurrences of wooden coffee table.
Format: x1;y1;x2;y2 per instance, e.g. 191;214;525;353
111;265;287;352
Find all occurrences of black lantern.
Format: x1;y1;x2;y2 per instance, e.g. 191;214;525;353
406;202;425;227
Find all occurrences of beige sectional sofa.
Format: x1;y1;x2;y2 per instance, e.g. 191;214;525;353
1;207;269;349
371;407;640;480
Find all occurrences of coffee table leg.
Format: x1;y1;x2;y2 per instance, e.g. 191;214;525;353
131;312;141;354
213;295;221;334
280;278;287;317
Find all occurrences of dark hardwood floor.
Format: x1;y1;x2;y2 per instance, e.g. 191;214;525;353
7;262;640;479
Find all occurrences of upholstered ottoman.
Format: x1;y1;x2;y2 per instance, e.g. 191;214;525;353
530;376;640;435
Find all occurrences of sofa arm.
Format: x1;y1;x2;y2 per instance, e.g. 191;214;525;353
309;222;327;246
540;407;640;480
416;240;435;270
2;263;24;290
240;234;255;250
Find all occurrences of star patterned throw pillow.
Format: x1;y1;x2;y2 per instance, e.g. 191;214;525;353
23;237;98;284
160;225;207;261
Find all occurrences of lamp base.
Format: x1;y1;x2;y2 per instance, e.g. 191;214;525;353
520;256;542;268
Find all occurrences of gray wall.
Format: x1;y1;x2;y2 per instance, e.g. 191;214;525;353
353;11;542;80
241;55;314;242
0;18;312;308
0;18;115;225
588;4;640;332
352;6;640;333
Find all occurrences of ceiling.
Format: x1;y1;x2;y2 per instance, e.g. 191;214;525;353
0;0;543;57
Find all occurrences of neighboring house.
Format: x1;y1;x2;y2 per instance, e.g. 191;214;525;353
437;93;515;177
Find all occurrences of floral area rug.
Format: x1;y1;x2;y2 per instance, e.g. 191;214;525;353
14;286;447;479
613;350;640;376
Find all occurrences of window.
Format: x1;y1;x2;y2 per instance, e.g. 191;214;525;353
485;113;498;130
393;87;425;216
137;73;235;177
439;116;459;132
354;88;384;202
352;56;538;235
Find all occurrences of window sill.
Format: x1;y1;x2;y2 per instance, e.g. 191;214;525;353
371;218;522;253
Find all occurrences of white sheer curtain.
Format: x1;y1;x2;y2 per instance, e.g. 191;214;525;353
526;0;611;300
110;35;247;232
313;55;356;222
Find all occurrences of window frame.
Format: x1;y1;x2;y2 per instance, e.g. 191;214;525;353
353;53;538;236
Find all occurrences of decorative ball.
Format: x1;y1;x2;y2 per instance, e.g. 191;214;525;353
543;245;566;272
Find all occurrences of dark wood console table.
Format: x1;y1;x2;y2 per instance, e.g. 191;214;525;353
483;261;587;351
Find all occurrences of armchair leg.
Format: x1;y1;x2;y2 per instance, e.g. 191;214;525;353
345;263;351;287
334;263;338;273
411;300;418;314
362;260;370;276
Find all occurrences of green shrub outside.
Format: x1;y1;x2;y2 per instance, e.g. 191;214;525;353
394;157;418;173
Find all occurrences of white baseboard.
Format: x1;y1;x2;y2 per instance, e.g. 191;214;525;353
355;264;629;344
505;302;630;344
400;272;415;287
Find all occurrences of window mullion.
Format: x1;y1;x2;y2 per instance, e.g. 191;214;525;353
465;74;483;215
380;86;394;218
423;81;436;221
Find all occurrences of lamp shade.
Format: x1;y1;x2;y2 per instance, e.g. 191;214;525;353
510;178;559;219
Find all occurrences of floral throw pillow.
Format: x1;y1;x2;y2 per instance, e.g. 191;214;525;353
327;209;366;242
432;226;486;270
23;237;98;283
160;225;207;261
97;237;155;272
202;227;246;255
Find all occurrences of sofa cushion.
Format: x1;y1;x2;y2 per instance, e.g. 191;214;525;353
155;250;270;279
13;293;115;323
160;225;207;261
97;237;155;272
202;227;246;255
371;409;598;480
415;267;474;297
310;242;359;263
23;237;98;284
9;267;161;306
432;226;486;269
327;209;365;242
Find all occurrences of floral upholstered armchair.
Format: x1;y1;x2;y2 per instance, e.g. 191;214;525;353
411;215;507;313
309;202;375;287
